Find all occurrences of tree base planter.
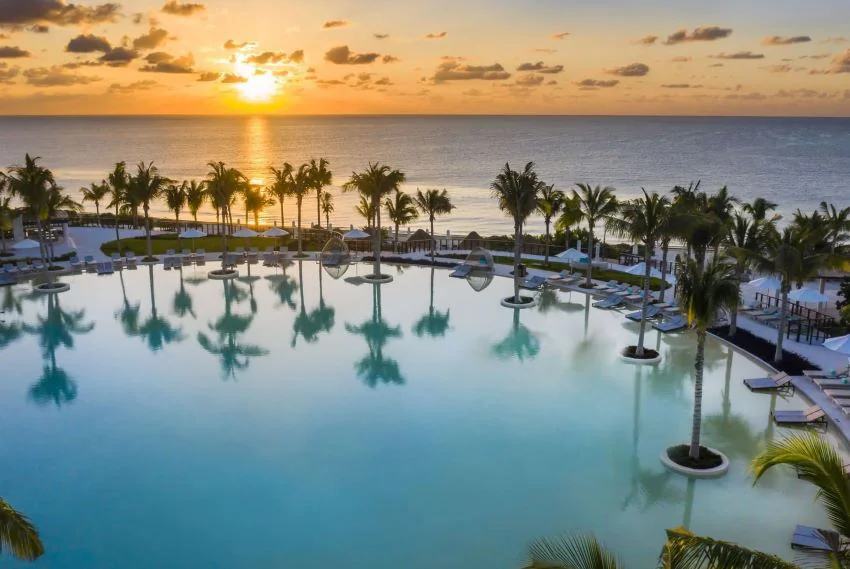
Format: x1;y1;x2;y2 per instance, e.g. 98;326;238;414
362;273;393;284
620;346;662;364
208;269;238;280
141;257;159;265
500;296;538;309
34;282;70;294
660;444;730;478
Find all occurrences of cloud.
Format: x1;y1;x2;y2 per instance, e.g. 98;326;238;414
161;1;205;16
516;61;563;74
605;62;649;76
708;63;724;67
823;49;850;73
132;12;144;24
424;32;447;39
324;45;380;65
196;71;219;81
516;74;544;86
663;26;732;45
552;32;570;40
224;39;254;50
532;48;556;54
764;64;793;73
316;78;345;86
822;37;848;44
323;20;349;29
0;45;30;58
0;62;20;83
725;91;767;100
374;33;388;39
636;35;657;45
133;27;170;50
288;49;304;63
462;88;482;96
143;51;172;63
246;51;288;64
575;78;618;88
661;83;701;88
65;33;110;53
29;24;49;33
431;61;510;82
108;79;158;93
670;56;691;63
374;76;392;86
711;51;764;60
0;0;121;26
23;65;100;86
775;88;830;99
221;73;247;83
799;53;830;60
139;52;193;73
99;46;138;66
762;35;811;46
382;54;399;63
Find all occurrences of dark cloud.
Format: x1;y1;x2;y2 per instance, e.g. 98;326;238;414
663;26;732;45
764;64;793;73
0;62;20;83
711;51;764;60
575;78;618;88
516;61;563;74
708;63;724;67
671;56;691;62
825;49;850;73
462;88;482;96
431;61;510;82
132;27;170;50
29;24;49;33
246;51;288;64
424;32;447;39
552;32;570;40
316;79;345;86
322;20;349;29
132;12;144;24
196;71;219;81
762;35;811;46
605;62;649;76
374;76;392;86
324;45;380;65
65;33;111;53
23;65;100;86
139;52;193;73
382;54;399;64
221;73;247;83
161;1;205;16
223;39;254;50
532;48;556;54
0;0;121;26
661;83;701;88
108;79;158;93
515;74;544;86
724;92;766;100
799;53;830;60
546;79;557;85
99;46;138;66
288;49;304;63
143;51;172;63
636;35;657;45
374;33;388;39
0;45;30;58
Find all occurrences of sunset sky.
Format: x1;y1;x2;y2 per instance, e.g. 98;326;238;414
1;0;849;115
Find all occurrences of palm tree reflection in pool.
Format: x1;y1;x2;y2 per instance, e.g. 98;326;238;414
23;293;94;407
138;265;184;352
346;283;403;387
292;260;335;346
172;266;196;319
491;307;540;362
413;267;450;338
266;261;298;311
115;269;141;337
198;278;268;379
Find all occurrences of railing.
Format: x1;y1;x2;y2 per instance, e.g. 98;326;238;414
753;292;836;344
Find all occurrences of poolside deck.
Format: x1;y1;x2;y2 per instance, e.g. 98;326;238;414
790;375;850;440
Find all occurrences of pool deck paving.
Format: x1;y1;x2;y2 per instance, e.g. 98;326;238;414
790;375;850;441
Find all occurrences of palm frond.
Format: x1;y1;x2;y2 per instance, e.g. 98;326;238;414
0;497;44;561
527;534;622;569
660;527;798;569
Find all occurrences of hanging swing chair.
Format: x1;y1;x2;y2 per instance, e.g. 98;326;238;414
320;234;352;279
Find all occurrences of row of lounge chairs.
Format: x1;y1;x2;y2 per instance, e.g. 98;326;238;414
742;371;827;428
2;260;48;275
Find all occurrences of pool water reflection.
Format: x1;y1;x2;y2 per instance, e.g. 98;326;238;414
0;262;834;568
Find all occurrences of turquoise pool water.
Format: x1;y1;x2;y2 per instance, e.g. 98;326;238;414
0;262;832;568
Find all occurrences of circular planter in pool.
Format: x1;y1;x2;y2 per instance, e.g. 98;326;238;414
660;445;730;478
362;273;394;284
620;346;662;365
34;282;70;294
500;296;538;309
208;269;238;280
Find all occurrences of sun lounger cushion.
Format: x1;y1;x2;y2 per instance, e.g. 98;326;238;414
450;264;473;278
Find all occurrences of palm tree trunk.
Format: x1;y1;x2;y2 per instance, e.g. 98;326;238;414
636;243;652;356
143;204;153;259
544;219;551;266
325;211;329;228
297;198;303;256
254;211;259;229
430;216;435;262
659;241;669;303
114;203;121;255
690;328;706;460
220;206;229;270
317;190;322;228
36;218;52;286
394;223;399;254
175;212;179;232
729;262;742;337
279;199;285;228
775;285;789;362
586;224;595;287
373;197;382;277
513;221;521;303
95;203;101;227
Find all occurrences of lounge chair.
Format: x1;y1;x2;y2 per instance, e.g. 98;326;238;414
593;295;624;309
813;377;850;390
519;275;547;290
31;260;45;272
235;246;245;256
111;251;123;264
247;249;259;264
450;264;473;278
263;252;278;267
2;263;17;274
594;279;619;291
625;305;661;321
194;248;205;261
125;251;137;265
804;366;850;380
792;525;840;551
96;261;114;275
653;315;687;333
0;272;15;286
743;372;793;393
181;248;192;258
69;255;83;271
773;405;827;428
752;308;780;321
83;255;96;272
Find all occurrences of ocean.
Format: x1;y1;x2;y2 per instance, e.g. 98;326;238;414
1;115;849;236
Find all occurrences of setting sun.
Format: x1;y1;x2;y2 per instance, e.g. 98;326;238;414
236;72;278;102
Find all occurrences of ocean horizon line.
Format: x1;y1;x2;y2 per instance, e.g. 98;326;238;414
1;113;849;120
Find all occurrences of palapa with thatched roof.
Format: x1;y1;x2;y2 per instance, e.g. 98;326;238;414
460;231;484;250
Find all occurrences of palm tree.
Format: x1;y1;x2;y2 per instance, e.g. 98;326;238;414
414;188;454;261
320;191;335;228
269;163;293;228
492;307;541;361
243;185;274;229
309;157;332;228
185;180;206;223
819;201;850;254
0;497;44;561
525;528;797;569
413;267;451;338
291;163;313;256
163;181;187;230
106;162;128;253
129;161;169;261
490;162;543;303
44;185;81;262
607;189;669;358
207;161;246;270
385;189;417;252
537;184;566;265
675;259;739;460
343;163;406;278
80;181;109;226
572;183;618;288
743;197;779;224
724;212;761;337
356;195;375;227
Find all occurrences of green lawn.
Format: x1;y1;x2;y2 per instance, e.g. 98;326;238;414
99;235;323;257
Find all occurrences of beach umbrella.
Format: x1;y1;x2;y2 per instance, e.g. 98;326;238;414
12;238;40;250
823;335;850;355
343;229;370;240
262;227;289;238
555;248;589;263
747;276;782;290
625;262;663;279
789;287;829;304
178;228;206;252
232;228;258;238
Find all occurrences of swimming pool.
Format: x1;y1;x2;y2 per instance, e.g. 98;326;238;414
0;262;832;568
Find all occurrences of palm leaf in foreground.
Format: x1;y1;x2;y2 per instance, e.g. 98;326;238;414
0;497;44;561
526;534;621;569
660;527;798;569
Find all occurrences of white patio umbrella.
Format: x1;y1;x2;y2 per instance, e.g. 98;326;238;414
823;335;850;355
343;229;370;240
746;276;782;290
12;238;40;250
625;262;663;279
232;228;258;238
789;287;829;304
555;248;589;263
262;227;289;238
178;228;207;252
